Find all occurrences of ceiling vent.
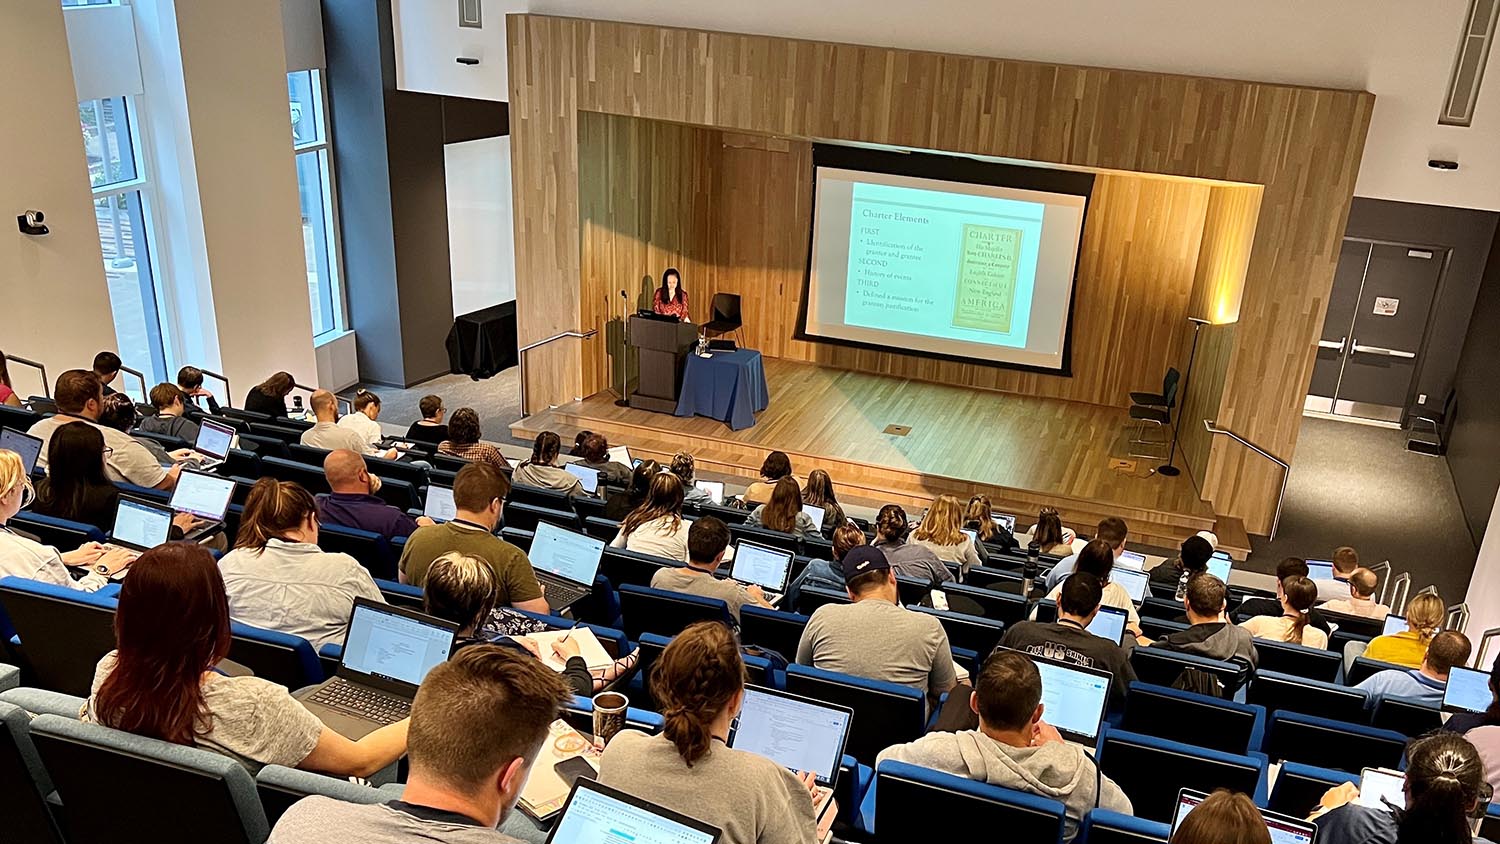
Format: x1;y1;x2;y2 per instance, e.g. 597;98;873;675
1440;0;1499;126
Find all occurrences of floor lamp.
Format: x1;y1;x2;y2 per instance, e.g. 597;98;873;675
1159;316;1211;477
615;288;631;407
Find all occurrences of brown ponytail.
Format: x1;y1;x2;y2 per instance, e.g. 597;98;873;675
1281;575;1317;644
649;622;744;767
235;478;317;550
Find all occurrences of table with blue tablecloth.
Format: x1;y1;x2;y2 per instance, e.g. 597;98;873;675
674;348;770;430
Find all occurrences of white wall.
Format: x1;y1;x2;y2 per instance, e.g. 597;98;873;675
0;2;120;394
392;0;524;102
528;0;1500;212
446;135;516;316
1466;489;1500;669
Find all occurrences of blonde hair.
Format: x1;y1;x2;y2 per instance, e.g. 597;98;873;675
423;553;499;632
0;450;36;511
913;494;964;546
1405;592;1446;642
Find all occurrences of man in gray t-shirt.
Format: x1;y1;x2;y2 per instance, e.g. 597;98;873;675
269;646;572;844
796;546;958;703
649;516;774;622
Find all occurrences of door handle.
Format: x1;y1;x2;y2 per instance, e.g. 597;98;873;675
1350;341;1416;359
1317;337;1346;354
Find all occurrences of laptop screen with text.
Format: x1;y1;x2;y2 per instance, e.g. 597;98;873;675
1207;556;1233;584
111;499;174;550
0;428;43;476
170;470;235;521
606;445;632;467
195;419;235;459
1111;567;1149;604
564;463;600;494
1382;615;1408;636
801;504;826;532
731;541;795;594
1116;550;1146;571
730;687;851;785
1444;666;1493;714
550;780;719;844
341;602;454;688
423;486;457;522
1085;606;1128;645
1007;651;1111;744
530;521;605;587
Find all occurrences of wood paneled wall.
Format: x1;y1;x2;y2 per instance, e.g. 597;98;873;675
509;14;1374;533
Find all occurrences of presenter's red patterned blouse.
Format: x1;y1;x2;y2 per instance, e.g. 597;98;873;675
652;290;691;322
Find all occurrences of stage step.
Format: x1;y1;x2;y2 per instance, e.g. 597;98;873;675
514;406;1229;554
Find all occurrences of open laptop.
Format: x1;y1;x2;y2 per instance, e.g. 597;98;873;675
1382;614;1409;636
1172;788;1317;844
1085;605;1129;645
1116;550;1146;571
1443;665;1493;715
547;779;721;844
728;685;852;820
694;480;725;505
168;468;234;541
103;497;175;560
606;445;631;467
1111;566;1150;605
295;598;458;739
563;462;601;495
423;485;456;522
0;428;43;476
992;512;1017;533
1305;560;1336;582
1207;555;1233;584
188;418;236;471
1024;651;1113;745
801;504;826;533
1357;767;1407;810
730;540;795;606
529;521;605;613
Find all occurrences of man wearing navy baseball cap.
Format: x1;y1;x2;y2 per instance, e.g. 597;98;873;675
794;545;958;707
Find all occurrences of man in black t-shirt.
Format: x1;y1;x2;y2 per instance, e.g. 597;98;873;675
1233;556;1332;634
998;572;1136;710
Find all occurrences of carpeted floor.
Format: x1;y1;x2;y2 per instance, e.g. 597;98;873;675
344;367;530;448
1245;415;1476;605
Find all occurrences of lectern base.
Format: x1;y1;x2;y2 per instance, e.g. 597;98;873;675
628;393;680;414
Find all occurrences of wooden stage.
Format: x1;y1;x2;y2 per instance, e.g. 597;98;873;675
512;359;1248;555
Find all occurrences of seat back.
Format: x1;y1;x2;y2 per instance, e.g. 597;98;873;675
364;453;429;491
600;547;677;589
1077;809;1171;844
0;700;64;843
795;584;852;615
1254;638;1343;683
220;447;262;479
247;422;308;443
7;512;106;552
729;523;801;554
1320;610;1385;640
286;443;330;467
1267;761;1358;818
1347;656;1410;686
710;292;742;324
255;765;401;828
508;483;576;511
228;622;324;689
738;605;809;663
582;516;622;542
1120;682;1264;755
873;760;1065;843
909;606;1006;657
1264;711;1407;773
503;501;582;533
1246;670;1369;724
1130;647;1250;695
616;584;731;641
573;495;609;523
375;578;425;611
0;577;118;696
1161;367;1181;408
316;523;394;581
1138;596;1186;622
966;566;1025;594
0;404;42;430
30;713;268;844
939;583;1027;626
260;456;330;494
785;664;925;766
1371;695;1443;737
1098;728;1264;823
696;501;750;525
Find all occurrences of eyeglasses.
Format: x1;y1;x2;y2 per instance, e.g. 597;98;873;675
102;447;114;458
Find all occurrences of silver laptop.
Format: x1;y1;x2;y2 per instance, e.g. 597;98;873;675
549;779;721;844
730;540;794;606
103;497;175;559
1116;550;1146;571
423;485;456;522
529;521;605;613
168;469;235;541
695;480;725;505
728;686;851;820
0;428;43;476
564;462;601;495
1111;566;1150;605
992;511;1017;533
295;599;458;739
188;418;235;471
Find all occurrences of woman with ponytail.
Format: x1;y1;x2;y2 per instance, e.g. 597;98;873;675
597;622;822;844
1314;732;1494;844
1238;575;1327;649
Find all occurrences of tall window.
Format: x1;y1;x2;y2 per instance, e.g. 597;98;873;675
81;95;167;388
288;69;344;338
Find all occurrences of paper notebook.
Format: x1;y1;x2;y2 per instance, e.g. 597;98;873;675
519;719;603;821
516;627;615;672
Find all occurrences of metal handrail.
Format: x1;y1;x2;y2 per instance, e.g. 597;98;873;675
117;364;148;403
196;368;231;407
1202;420;1291;539
1448;602;1470;633
4;354;50;398
1388;572;1412;615
518;330;599;417
1477;627;1500;669
1370;561;1393;604
292;381;352;416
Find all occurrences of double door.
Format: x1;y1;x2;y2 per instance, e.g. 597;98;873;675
1307;239;1445;424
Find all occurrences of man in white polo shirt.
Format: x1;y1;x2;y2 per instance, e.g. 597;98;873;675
27;369;180;490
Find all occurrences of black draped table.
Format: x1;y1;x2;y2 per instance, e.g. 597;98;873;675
446;301;518;379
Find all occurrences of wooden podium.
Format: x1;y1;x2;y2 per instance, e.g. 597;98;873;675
628;314;699;413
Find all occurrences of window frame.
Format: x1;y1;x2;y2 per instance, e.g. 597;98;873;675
290;68;348;340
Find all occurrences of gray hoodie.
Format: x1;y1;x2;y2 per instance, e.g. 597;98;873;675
876;730;1131;842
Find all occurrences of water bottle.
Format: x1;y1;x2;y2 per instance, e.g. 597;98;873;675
1023;541;1040;600
1176;567;1190;602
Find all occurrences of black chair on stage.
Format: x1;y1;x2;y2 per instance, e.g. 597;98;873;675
702;293;743;344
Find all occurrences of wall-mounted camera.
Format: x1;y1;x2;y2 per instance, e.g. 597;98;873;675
16;210;48;236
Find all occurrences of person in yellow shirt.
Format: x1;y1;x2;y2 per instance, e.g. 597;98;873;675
1362;591;1445;667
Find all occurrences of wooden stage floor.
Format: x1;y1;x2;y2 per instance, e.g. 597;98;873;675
514;359;1234;551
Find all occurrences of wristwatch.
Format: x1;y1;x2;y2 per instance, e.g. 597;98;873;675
94;562;112;576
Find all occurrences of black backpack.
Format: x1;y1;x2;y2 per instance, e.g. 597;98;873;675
1171;667;1226;698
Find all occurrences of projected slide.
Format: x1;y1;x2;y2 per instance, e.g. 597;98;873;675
803;150;1089;373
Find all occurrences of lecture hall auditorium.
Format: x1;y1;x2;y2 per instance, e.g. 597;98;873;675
3;1;1500;843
